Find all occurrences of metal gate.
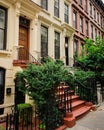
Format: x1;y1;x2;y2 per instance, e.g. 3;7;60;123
6;106;33;130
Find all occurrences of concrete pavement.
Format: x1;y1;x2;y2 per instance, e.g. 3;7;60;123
65;102;104;130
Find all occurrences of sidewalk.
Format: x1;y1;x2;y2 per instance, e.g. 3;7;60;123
65;102;104;130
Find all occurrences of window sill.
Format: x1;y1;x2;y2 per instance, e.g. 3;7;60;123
85;10;88;14
0;103;14;109
42;9;50;16
80;32;85;36
73;27;78;32
0;50;12;56
53;16;61;23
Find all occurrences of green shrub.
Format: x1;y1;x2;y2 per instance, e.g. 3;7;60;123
17;103;32;125
0;126;5;130
74;70;95;86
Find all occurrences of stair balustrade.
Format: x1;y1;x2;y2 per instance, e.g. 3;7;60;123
17;47;40;64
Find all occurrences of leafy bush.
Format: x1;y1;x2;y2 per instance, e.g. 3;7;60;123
16;58;73;129
17;103;32;125
74;70;95;86
0;126;5;130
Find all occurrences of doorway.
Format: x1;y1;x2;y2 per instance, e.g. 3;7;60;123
18;17;30;60
65;37;69;66
0;68;5;115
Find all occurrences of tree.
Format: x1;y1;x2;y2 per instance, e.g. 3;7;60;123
76;37;104;78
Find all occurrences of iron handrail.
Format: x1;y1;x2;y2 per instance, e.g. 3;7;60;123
17;47;41;64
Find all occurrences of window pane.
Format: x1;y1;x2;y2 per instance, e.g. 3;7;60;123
0;30;4;49
54;0;59;8
41;26;48;57
0;7;7;50
41;0;47;10
86;21;88;36
80;17;83;33
54;0;59;17
64;3;69;23
0;9;5;29
74;40;78;54
55;32;60;59
73;12;77;29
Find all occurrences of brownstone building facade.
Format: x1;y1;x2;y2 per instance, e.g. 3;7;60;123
71;0;104;57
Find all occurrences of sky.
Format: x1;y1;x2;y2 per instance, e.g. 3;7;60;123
102;0;104;3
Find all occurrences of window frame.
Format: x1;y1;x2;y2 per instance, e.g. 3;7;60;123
86;20;89;36
41;0;48;10
97;12;99;23
90;3;92;16
80;16;83;33
94;8;96;19
91;25;93;39
41;25;48;57
80;0;82;5
73;10;77;29
54;0;59;18
0;6;7;50
95;28;97;39
64;3;69;23
84;0;88;11
73;39;78;56
54;31;60;59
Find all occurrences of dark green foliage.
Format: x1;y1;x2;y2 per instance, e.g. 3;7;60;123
17;103;32;125
74;37;104;103
74;70;95;86
16;58;73;129
76;37;104;77
0;126;5;130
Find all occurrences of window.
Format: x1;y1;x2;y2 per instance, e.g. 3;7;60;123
98;31;100;37
90;3;92;16
94;8;96;19
0;6;7;50
81;43;84;56
64;3;69;23
80;0;82;5
100;15;102;27
74;39;78;57
97;12;99;23
54;0;59;18
41;0;48;10
41;25;48;57
84;0;87;11
73;11;77;29
91;25;93;39
80;16;83;33
86;21;88;36
55;31;60;59
95;28;97;38
0;68;5;104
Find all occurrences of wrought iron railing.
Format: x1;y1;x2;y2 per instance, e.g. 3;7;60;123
74;78;97;104
17;47;40;65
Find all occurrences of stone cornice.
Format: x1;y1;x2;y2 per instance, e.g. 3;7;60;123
61;23;75;33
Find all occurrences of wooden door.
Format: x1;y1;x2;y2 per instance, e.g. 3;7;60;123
18;17;30;60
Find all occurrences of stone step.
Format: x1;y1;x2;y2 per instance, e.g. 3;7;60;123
72;100;86;111
72;105;91;119
57;95;79;103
